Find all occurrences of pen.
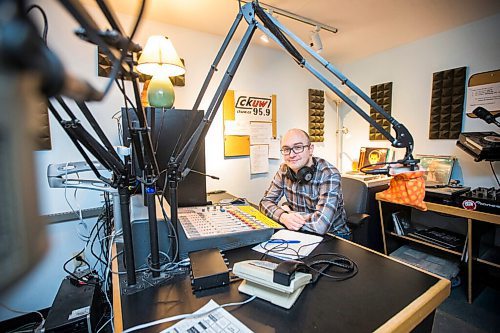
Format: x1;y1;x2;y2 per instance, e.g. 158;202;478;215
267;239;301;244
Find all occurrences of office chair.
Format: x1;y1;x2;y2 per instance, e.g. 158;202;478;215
341;176;370;246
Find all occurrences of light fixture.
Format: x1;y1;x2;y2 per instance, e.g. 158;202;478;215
309;26;323;53
137;35;185;108
241;1;338;34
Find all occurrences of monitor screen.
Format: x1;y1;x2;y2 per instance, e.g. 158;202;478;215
416;155;455;187
358;147;392;171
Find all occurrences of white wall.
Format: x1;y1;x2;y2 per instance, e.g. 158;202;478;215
339;13;500;188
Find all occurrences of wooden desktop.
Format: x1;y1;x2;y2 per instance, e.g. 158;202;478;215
112;232;450;332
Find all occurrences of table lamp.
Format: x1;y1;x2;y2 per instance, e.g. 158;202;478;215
137;35;185;108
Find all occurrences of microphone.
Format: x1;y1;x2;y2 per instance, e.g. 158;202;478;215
182;168;220;180
1;16;103;102
61;72;104;102
472;107;500;127
74;28;142;53
363;168;389;175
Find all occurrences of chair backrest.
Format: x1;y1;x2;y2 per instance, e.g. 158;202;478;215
341;176;369;216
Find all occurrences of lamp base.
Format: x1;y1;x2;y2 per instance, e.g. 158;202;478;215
147;72;175;108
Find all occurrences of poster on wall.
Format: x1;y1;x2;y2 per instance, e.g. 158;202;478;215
466;81;500;114
223;90;276;158
234;91;273;126
466;69;500;116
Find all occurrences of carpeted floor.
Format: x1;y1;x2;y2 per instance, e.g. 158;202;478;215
433;283;500;332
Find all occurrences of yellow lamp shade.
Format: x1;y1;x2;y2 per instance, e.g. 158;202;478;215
137;35;185;77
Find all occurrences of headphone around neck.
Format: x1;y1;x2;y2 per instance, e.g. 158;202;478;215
286;159;317;184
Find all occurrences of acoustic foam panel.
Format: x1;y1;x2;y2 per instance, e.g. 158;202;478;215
429;66;466;139
36;103;51;150
308;89;325;142
370;82;392;141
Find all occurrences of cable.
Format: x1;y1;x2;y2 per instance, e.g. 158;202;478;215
26;4;48;44
258;239;324;260
103;231;118;332
304;252;358;281
121;296;257;333
96;317;113;333
0;302;45;333
63;162;90;242
62;200;115;286
490;161;499;186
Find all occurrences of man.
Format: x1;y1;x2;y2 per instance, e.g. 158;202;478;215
260;128;350;237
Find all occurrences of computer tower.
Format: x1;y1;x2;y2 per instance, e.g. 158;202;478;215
122;107;207;207
44;278;103;333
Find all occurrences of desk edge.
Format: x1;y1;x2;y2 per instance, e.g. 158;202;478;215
331;235;452;333
375;279;450;333
112;243;124;333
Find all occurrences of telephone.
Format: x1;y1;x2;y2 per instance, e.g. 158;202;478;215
233;260;312;309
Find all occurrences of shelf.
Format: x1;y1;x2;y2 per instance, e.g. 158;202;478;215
378;196;499;304
477;247;500;269
387;232;463;256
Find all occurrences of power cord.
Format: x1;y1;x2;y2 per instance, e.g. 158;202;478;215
304;252;358;281
0;302;45;333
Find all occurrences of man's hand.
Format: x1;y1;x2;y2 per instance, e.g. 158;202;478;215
279;212;306;231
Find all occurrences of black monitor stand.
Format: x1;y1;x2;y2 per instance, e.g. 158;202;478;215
122;107;208;207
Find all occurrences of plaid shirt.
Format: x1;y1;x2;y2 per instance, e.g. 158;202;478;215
260;157;350;236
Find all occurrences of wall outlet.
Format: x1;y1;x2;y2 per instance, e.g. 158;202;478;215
73;252;86;270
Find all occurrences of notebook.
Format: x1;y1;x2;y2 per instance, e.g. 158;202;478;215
416;155;455;187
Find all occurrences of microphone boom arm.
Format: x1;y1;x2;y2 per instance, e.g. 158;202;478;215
175;1;417;179
252;3;416;164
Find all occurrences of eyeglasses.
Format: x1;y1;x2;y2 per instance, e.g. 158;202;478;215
280;144;310;155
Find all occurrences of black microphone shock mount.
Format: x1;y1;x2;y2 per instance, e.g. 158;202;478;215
472;106;500;128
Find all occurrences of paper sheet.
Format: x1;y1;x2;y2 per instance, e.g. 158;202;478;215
250;144;269;174
224;119;250;136
252;229;323;260
466;82;500;113
249;121;272;145
268;138;281;159
160;299;253;333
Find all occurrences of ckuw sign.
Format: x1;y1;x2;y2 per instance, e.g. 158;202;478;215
234;91;273;123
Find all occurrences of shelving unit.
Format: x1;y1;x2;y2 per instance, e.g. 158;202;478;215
376;193;499;303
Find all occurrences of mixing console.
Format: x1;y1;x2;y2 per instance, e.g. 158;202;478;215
177;205;282;258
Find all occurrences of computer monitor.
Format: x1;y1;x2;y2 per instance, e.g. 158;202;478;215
416;155;456;187
122;107;207;207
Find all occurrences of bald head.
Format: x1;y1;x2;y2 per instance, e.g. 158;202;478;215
281;128;314;172
282;129;310;146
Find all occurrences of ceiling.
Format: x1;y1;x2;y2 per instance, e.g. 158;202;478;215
88;0;500;64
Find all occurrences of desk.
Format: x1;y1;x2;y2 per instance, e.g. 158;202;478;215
113;235;450;332
376;193;499;303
